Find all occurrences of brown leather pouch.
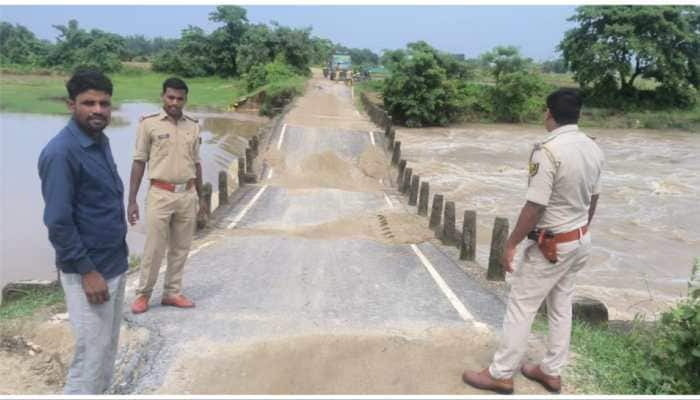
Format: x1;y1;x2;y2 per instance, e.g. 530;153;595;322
537;230;558;263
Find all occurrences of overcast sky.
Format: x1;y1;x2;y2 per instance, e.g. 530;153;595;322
0;5;578;61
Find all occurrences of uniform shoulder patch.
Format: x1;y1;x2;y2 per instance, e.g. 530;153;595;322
139;112;160;122
529;162;539;177
185;115;199;123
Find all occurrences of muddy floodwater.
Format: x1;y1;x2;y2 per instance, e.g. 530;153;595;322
0;103;265;289
398;123;699;316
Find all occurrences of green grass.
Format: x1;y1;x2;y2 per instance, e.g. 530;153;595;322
353;79;384;112
0;285;65;321
0;66;248;114
567;320;652;394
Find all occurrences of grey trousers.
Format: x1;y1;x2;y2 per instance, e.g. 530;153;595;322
60;271;126;394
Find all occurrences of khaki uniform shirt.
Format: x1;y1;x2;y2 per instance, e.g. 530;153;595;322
526;124;605;234
133;109;201;184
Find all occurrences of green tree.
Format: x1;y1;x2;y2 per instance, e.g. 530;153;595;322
559;6;700;107
236;24;275;75
208;5;249;76
0;22;50;65
124;34;150;61
380;48;406;72
153;25;213;77
489;71;551;122
310;37;334;66
45;20;126;72
541;58;568;74
382;44;461;127
480;45;532;82
270;23;313;76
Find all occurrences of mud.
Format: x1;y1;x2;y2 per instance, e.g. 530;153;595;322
262;148;387;193
228;211;434;245
0;314;148;395
155;328;561;395
285;77;375;132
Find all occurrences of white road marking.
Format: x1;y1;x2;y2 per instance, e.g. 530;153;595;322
227;185;268;229
267;168;274;180
383;193;394;208
410;244;489;331
369;131;376;146
188;241;214;257
277;124;287;150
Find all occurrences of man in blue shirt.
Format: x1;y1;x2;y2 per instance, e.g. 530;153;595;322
38;69;128;394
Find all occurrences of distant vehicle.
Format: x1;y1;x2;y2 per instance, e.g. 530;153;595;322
328;54;352;82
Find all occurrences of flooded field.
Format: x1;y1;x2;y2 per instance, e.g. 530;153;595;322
397;123;700;316
0;104;265;288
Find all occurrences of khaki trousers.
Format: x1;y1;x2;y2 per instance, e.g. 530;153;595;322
136;186;197;297
489;233;592;379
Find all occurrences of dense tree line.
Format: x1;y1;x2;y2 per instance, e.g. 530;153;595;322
0;5;379;78
381;5;699;127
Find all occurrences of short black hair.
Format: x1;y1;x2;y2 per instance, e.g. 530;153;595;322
162;77;188;94
546;88;582;125
66;68;113;100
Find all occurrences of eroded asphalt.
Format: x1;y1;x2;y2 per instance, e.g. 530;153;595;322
110;76;525;395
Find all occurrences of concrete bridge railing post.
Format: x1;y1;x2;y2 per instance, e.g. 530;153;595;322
391;141;401;166
218;170;228;206
429;194;443;231
238;157;245;186
460;210;476;261
409;175;420;206
245;148;254;174
401;168;413;194
442;201;459;246
418;181;429;216
487;217;509;281
388;128;396;150
397;159;407;185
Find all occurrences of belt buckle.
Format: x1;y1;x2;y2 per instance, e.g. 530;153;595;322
173;183;187;193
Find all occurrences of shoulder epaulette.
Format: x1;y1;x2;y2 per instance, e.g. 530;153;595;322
139;112;160;122
184;115;199;123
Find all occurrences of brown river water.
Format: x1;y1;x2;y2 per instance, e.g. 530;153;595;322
397;123;699;317
0;103;263;289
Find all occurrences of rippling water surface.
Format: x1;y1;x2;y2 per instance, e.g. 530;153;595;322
1;103;263;288
398;124;700;304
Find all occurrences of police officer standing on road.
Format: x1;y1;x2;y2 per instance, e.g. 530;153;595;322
462;89;605;394
128;77;206;314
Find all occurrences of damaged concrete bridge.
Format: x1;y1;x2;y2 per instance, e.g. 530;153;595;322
111;71;551;395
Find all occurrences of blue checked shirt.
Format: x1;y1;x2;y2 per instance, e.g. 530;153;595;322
38;118;128;279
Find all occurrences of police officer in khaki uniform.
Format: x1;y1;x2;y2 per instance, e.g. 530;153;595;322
127;77;206;314
463;89;604;394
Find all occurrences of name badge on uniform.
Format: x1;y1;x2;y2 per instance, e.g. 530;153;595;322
529;162;539;177
157;134;170;140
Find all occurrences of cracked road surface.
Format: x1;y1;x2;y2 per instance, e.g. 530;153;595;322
114;72;551;395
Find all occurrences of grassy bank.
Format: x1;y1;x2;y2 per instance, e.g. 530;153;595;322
0;285;64;321
0;66;248;114
532;296;700;394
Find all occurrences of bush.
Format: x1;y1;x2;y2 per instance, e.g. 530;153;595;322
570;296;700;394
259;75;305;116
454;81;492;121
489;71;552;122
244;60;296;92
382;50;462;127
